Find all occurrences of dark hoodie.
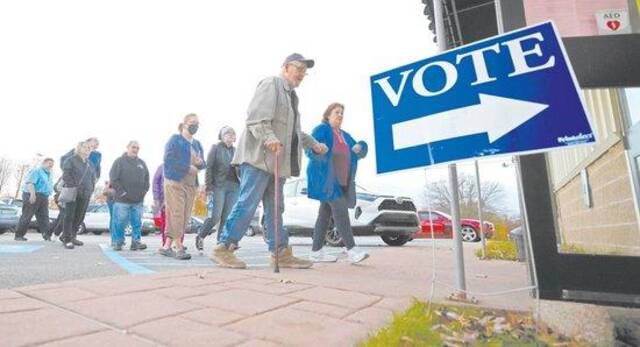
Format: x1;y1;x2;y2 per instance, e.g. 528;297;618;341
109;153;150;204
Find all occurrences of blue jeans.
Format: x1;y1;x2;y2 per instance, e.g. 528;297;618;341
112;202;143;245
219;163;285;252
107;201;115;244
199;181;240;239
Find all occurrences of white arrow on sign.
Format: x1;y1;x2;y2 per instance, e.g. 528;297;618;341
392;93;549;150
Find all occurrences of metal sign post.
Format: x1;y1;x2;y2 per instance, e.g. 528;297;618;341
434;0;467;300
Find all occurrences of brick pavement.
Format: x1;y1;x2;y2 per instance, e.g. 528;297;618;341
0;246;534;346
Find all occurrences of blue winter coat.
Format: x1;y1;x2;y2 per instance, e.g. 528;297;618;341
163;134;206;182
305;122;368;207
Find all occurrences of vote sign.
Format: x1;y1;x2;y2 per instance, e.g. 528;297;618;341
370;22;595;174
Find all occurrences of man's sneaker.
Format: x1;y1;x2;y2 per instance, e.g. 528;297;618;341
112;244;122;251
272;246;313;269
130;241;147;251
63;242;74;249
309;249;338;263
174;249;191;260
210;244;246;269
157;248;175;257
72;239;84;246
195;235;204;251
347;247;369;264
14;236;28;241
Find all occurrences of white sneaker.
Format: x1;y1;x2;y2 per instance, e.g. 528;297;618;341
309;250;338;263
347;247;369;264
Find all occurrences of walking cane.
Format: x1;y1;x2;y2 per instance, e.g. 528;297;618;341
273;150;280;273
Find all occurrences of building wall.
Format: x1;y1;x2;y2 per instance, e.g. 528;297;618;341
524;0;640;253
523;0;629;37
554;141;640;254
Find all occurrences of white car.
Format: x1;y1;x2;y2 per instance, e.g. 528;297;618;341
271;178;419;246
50;204;156;235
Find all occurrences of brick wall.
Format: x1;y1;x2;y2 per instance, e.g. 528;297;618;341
555;141;640;255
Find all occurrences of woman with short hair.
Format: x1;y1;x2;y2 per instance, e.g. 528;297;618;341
306;103;369;263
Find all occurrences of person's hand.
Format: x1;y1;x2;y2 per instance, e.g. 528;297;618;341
265;139;283;153
29;194;36;205
312;143;328;154
352;144;362;154
193;156;204;167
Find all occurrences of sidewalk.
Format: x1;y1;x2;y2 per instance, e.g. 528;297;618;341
0;246;533;347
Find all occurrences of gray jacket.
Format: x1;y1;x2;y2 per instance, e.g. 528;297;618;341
205;142;238;192
232;76;318;178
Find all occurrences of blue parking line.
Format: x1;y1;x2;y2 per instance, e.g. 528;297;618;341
98;244;155;275
0;245;44;253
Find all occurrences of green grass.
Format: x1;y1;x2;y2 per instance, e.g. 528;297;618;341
475;240;518;261
361;301;590;346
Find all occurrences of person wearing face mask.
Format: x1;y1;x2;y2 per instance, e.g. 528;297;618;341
60;141;96;249
195;126;240;252
14;158;55;241
158;113;206;260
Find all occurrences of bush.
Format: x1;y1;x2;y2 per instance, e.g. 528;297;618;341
475;240;518;261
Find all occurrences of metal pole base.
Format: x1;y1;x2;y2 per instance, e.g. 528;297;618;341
446;292;479;305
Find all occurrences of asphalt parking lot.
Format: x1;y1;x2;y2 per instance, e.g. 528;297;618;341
0;230;462;289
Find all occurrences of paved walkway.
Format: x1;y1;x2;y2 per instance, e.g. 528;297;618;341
0;246;534;347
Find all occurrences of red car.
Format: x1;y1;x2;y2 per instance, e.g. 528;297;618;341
414;210;494;242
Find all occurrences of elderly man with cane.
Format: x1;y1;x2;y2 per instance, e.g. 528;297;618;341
211;53;328;270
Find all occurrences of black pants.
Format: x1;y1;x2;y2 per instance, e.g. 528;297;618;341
51;207;64;236
61;195;90;242
15;192;50;238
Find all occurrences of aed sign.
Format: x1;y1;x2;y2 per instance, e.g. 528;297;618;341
370;22;595;174
595;9;632;35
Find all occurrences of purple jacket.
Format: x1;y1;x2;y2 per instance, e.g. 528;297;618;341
152;165;164;203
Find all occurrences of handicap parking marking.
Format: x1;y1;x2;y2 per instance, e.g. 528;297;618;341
98;244;155;275
0;245;44;253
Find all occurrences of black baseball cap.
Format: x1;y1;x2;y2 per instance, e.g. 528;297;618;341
282;53;315;68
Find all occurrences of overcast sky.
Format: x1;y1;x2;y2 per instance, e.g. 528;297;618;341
0;0;520;215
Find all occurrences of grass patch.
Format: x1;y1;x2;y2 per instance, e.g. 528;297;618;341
475;240;518;261
361;300;589;346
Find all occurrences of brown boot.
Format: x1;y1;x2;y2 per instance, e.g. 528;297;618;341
211;244;246;269
272;246;313;269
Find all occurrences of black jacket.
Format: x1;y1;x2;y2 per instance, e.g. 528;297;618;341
205;143;239;192
109;154;150;204
62;155;96;199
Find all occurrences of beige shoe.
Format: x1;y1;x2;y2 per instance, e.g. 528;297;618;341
211;244;246;269
272;246;313;269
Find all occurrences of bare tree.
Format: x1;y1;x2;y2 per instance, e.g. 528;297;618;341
0;158;12;195
421;173;506;218
13;163;31;199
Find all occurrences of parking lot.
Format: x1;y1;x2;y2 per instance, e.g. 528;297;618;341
0;230;466;289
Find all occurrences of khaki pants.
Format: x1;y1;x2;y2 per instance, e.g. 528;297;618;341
164;179;197;241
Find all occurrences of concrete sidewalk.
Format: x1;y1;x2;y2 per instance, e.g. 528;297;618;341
0;246;533;347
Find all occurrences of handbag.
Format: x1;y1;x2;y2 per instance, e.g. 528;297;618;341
58;161;90;203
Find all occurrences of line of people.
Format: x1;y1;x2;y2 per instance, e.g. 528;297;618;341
12;52;370;268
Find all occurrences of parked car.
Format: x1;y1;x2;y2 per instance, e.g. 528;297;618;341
50;204;157;236
0;204;20;234
0;197;23;208
415;210;495;242
265;178;419;247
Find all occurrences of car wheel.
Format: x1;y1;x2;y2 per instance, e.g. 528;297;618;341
324;225;344;247
77;223;87;235
461;225;479;242
381;234;411;246
142;230;150;236
0;228;8;235
91;229;103;235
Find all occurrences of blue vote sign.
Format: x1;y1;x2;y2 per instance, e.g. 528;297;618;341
370;22;595;174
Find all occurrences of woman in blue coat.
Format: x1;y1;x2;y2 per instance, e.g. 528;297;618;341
306;103;369;263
